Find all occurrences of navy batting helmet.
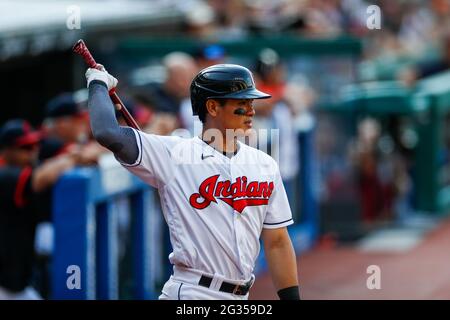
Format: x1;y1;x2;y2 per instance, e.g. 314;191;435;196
190;64;271;117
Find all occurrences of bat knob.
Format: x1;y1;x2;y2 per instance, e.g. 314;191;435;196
72;39;86;54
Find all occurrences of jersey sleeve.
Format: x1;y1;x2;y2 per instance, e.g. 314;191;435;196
116;128;178;188
263;162;294;229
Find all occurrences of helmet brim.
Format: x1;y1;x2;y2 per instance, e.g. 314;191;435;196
209;88;271;100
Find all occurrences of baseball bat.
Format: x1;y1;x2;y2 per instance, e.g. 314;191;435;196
72;39;141;131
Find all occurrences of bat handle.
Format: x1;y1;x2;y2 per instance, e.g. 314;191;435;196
73;39;141;131
110;93;141;130
73;39;97;68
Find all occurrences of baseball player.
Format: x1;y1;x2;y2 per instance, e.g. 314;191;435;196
86;64;300;300
0;119;78;299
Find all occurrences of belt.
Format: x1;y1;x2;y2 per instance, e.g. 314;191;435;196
198;275;253;296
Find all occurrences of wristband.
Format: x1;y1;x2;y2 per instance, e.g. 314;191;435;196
277;286;300;300
89;79;108;89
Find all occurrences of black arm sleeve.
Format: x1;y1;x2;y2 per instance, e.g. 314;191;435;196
88;81;139;164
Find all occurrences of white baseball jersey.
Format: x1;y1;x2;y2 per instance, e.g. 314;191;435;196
120;129;293;282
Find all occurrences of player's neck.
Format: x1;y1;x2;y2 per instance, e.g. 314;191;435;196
200;127;237;154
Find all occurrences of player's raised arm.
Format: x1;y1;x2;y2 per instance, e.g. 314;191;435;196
86;67;138;164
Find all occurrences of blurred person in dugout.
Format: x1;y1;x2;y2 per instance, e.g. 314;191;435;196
33;93;107;298
41;92;106;165
252;48;316;200
147;52;197;136
130;88;157;129
37;93;104;242
349;118;387;224
349;118;412;225
0;119;78;300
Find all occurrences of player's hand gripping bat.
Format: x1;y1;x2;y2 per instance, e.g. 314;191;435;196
72;39;141;131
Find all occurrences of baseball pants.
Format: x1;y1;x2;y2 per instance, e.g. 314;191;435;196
158;267;251;300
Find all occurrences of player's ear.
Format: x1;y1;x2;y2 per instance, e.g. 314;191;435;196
206;99;219;118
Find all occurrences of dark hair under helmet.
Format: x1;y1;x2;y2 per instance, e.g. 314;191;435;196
190;64;271;116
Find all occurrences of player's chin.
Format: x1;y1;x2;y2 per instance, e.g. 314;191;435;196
244;120;256;135
243;119;253;129
227;121;255;137
235;126;255;137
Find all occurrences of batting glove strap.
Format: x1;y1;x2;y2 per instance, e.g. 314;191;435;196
86;67;118;91
277;286;300;300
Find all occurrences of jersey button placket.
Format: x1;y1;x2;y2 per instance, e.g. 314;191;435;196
230;157;246;275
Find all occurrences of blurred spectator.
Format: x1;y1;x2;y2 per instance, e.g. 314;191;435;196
34;93;108;298
252;48;300;201
206;0;248;40
254;48;286;106
130;88;157;128
243;0;280;35
40;93;88;160
194;44;227;70
384;118;415;223
397;1;438;55
300;0;345;37
399;33;450;86
184;1;217;39
174;0;450;64
41;93;105;165
155;52;197;114
147;52;197;135
0;119;77;300
349;117;393;224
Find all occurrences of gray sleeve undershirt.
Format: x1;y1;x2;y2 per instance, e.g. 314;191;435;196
87;81;139;164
